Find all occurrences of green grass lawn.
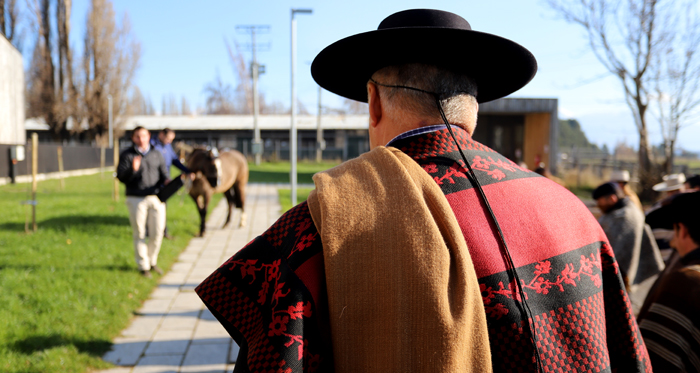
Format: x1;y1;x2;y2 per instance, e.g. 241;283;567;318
248;161;339;183
0;172;220;373
249;161;338;212
277;188;314;212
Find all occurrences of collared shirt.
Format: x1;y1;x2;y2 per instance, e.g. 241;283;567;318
136;145;150;155
150;138;190;177
386;124;447;146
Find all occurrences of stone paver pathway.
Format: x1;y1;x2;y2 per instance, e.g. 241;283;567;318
100;183;283;373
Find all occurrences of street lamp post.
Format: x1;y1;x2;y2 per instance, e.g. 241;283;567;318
291;8;312;206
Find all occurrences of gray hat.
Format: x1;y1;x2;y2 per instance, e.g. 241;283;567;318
652;174;686;192
609;170;630;183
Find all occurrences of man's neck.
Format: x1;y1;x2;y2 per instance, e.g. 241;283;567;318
679;244;700;257
136;144;150;154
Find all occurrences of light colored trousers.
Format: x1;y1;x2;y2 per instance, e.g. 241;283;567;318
126;195;166;271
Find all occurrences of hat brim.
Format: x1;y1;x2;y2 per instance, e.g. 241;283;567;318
645;202;675;230
311;27;537;104
652;181;684;192
645;192;700;230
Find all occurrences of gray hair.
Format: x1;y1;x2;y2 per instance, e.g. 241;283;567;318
369;64;478;128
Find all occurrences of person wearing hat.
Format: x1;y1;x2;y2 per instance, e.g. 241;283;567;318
648;174;689;259
610;169;643;211
195;9;650;372
636;191;700;372
684;174;700;192
653;173;687;196
592;182;664;311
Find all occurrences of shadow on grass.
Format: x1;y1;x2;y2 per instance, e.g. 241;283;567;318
11;334;112;357
0;215;130;233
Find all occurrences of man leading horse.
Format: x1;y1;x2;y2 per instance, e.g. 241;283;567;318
195;9;651;372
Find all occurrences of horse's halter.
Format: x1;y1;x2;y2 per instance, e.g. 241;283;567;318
204;147;223;189
371;78;545;372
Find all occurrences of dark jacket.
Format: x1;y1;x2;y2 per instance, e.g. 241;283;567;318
117;146;168;197
637;248;700;372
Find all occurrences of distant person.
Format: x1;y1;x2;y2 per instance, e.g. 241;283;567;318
652;173;686;198
117;126;168;278
593;182;665;311
648;173;688;255
610;169;642;211
150;128;191;239
637;191;700;372
533;162;565;186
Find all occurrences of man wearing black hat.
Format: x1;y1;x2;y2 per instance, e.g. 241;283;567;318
637;192;700;372
196;9;650;372
685;174;700;192
593;182;664;305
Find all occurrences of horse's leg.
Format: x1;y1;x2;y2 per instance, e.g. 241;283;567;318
200;193;211;236
190;192;208;237
189;192;203;237
233;181;247;227
223;188;235;228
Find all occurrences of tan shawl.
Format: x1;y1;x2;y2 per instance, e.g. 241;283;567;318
307;146;492;372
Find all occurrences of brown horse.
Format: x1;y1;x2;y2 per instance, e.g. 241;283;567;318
187;148;249;236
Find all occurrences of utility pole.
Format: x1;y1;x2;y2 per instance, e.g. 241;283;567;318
291;9;312;205
237;25;270;165
316;86;325;163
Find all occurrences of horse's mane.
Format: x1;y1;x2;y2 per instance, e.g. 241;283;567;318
187;147;210;162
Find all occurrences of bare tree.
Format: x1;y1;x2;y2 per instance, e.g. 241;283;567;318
225;38;254;114
57;0;78;117
161;93;179;115
129;86;156;115
83;0;141;144
26;0;64;139
1;0;21;48
341;97;368;115
546;0;670;191
203;71;235;114
650;2;700;173
225;37;292;114
181;96;191;115
259;95;288;114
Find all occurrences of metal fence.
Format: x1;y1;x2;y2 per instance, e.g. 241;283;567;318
556;147;700;189
0;143;115;179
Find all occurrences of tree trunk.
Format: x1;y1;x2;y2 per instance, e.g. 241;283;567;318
665;139;676;175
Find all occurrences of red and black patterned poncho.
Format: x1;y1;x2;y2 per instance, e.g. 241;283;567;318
196;127;651;373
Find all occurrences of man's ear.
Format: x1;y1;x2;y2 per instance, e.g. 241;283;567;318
678;222;690;240
609;194;619;204
368;82;382;128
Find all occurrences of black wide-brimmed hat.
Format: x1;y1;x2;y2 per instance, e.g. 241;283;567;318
646;191;700;230
311;9;538;104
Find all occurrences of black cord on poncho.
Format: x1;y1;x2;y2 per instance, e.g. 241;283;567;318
371;79;545;372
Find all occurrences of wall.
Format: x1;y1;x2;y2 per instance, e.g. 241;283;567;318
523;113;551;169
0;36;25;145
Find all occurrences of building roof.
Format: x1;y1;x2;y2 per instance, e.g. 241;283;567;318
123;115;370;131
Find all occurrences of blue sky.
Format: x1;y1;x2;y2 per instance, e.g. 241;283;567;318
25;0;700;152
